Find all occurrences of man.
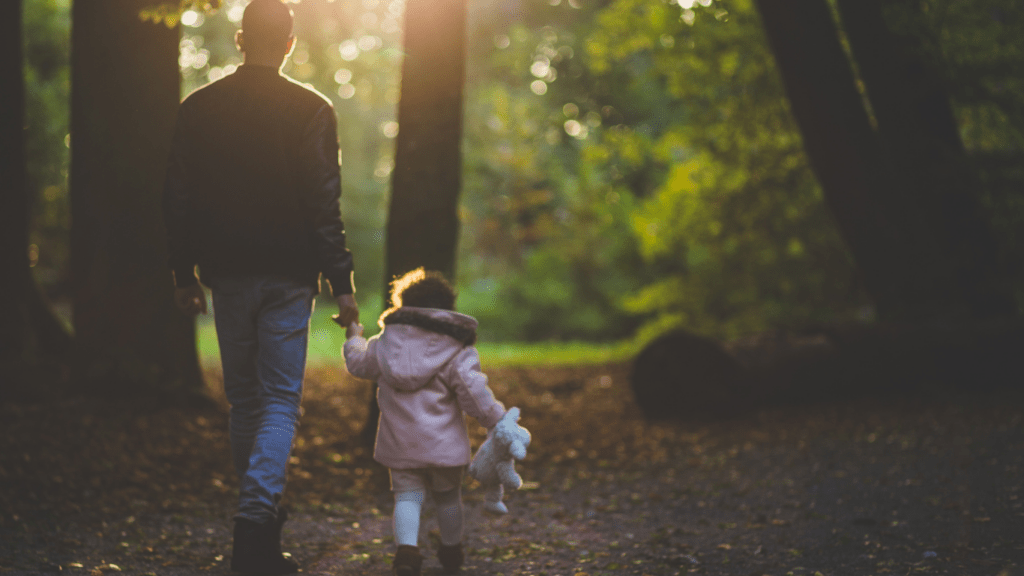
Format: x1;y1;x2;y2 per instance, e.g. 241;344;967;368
162;1;358;573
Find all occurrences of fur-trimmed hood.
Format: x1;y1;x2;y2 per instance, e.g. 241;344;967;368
374;307;479;392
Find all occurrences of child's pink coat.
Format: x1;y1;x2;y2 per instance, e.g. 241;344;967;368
343;307;506;470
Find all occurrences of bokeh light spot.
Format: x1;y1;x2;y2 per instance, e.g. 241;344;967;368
338;84;356;99
227;4;245;22
334;68;353;84
181;10;202;27
358;35;382;51
382;17;401;35
374;157;394;179
530;58;551;78
380;121;399;138
339;40;360;61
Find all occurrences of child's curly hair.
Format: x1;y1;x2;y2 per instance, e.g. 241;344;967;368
379;268;456;326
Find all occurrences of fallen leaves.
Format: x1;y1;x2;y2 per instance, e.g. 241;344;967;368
2;362;1024;576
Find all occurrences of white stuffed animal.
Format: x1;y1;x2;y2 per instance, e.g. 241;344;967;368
469;407;532;514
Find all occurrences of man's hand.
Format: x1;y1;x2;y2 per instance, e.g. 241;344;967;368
335;293;359;327
174;284;207;316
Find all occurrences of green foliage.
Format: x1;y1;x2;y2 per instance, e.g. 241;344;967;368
139;1;222;28
589;0;870;340
456;15;654;342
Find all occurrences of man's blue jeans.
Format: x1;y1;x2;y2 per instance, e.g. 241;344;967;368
208;274;315;524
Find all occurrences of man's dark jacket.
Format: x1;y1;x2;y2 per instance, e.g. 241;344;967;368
163;64;354;295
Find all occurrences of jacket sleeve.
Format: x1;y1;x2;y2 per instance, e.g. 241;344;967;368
446;347;506;429
343;335;382;381
297;104;355;296
162;105;198;288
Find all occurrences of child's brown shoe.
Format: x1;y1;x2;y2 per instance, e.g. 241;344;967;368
438;543;464;573
393;545;422;576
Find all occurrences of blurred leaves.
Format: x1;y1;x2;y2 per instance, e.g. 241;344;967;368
24;0;71;293
139;1;222;28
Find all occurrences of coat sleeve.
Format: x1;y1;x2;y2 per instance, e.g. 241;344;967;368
343;335;382;381
446;347;506;429
297;104;355;296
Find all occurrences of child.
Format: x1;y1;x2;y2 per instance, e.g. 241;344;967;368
342;268;510;576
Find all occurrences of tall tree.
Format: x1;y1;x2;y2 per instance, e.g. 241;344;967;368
834;0;1011;319
0;0;73;399
364;0;468;443
384;0;468;292
755;0;1013;322
70;0;203;397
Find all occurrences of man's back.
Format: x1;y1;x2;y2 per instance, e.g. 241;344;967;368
165;64;350;290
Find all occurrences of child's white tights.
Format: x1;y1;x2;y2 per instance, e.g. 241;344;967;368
393;488;464;547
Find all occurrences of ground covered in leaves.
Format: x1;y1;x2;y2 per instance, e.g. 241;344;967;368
2;361;1023;576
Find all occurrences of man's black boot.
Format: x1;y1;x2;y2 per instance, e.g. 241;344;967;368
231;516;299;575
271;507;289;557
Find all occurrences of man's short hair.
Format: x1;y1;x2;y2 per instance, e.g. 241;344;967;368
242;0;294;50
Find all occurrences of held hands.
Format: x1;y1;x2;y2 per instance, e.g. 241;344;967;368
346;322;364;340
331;293;361;338
174;284;207;316
334;293;359;327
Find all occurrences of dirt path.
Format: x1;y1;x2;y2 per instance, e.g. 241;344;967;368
1;363;1022;576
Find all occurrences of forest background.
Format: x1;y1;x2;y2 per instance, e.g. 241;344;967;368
21;0;1024;363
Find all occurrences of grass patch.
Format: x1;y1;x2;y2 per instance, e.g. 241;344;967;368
197;295;636;369
475;340;636;367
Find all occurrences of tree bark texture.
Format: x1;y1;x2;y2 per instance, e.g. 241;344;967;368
369;0;468;441
756;0;1013;322
835;0;1013;319
0;0;73;399
384;0;467;298
754;0;911;320
70;0;203;396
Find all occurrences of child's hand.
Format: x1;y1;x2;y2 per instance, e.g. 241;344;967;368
346;322;364;339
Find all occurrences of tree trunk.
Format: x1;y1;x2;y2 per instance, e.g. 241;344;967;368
0;0;73;400
69;0;203;398
384;0;467;294
367;0;468;443
754;0;912;320
754;0;1011;322
835;0;1013;320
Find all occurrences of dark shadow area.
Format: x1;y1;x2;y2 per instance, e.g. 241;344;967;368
631;321;1024;422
